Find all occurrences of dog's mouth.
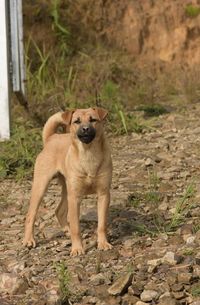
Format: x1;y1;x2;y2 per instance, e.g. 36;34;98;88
77;126;96;144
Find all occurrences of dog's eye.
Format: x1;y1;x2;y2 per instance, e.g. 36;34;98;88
73;118;81;124
89;117;98;123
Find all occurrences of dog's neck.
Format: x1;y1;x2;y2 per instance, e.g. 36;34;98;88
72;135;105;177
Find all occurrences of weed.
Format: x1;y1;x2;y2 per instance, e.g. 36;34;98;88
132;222;156;237
146;168;164;232
191;284;200;297
50;0;70;56
99;80;144;134
185;4;200;18
127;193;141;208
95;253;102;273
167;182;196;231
182;248;194;256
55;261;71;302
193;223;200;233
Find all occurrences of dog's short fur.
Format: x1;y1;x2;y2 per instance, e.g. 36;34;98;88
23;107;112;256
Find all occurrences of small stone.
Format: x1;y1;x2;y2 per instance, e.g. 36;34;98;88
162;252;179;265
158;201;169;211
193;266;200;278
90;273;110;286
145;158;154;166
1;218;15;225
124;239;135;249
191;300;200;305
172;291;185;300
98;249;119;262
140;289;159;302
159;292;171;299
45;288;61;305
83;296;99;304
108;273;133;296
158;296;177;305
122;295;140;305
7;261;26;274
177;272;192;284
195;253;200;266
171;283;183;292
136;302;149;305
147;258;162;267
0;273;28;295
180;224;193;236
147;265;157;273
186;236;196;245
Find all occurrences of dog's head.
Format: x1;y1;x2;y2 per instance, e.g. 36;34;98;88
62;107;108;144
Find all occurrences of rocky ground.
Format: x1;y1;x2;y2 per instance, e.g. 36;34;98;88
1;102;200;305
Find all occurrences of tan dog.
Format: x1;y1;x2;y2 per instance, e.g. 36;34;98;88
23;107;112;256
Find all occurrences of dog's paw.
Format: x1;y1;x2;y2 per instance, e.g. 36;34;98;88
23;237;36;248
70;246;85;256
98;241;113;251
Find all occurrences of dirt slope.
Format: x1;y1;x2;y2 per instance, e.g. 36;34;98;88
24;0;200;68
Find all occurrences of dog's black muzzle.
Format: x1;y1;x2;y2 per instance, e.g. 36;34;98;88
77;125;96;144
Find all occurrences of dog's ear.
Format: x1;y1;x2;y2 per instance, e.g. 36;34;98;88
61;110;75;125
94;107;108;121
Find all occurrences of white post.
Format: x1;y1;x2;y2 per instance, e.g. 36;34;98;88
0;0;10;140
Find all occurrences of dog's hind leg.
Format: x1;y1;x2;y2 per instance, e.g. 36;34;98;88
55;174;69;232
23;153;56;248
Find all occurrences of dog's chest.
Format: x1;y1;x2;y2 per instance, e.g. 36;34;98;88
80;150;101;179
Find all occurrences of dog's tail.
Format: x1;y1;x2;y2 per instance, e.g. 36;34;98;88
42;112;66;145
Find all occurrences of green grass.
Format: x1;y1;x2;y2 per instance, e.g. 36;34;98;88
127;193;141;208
137;104;169;117
191;284;200;297
127;173;197;236
185;4;200;18
182;248;194;256
55;261;71;302
0;120;42;180
167;182;196;231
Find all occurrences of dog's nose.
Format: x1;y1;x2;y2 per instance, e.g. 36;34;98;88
82;126;89;133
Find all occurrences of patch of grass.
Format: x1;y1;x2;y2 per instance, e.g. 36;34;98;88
167;182;196;231
185;4;200;18
0;194;9;208
180;68;200;103
146;168;164;232
55;261;71;302
182;248;194;256
100;80;144;134
0;120;42;180
137;104;169;117
50;0;70;56
191;284;200;297
132;222;157;237
193;223;200;233
127;193;141;208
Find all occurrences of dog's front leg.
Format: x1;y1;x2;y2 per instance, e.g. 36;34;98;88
97;191;112;250
67;190;84;256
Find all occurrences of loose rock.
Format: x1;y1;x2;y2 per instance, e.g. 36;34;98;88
108;273;133;296
140;289;159;302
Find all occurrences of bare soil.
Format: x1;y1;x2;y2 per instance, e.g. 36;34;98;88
1;102;200;304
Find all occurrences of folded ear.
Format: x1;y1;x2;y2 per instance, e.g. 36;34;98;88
61;110;75;124
94;107;108;121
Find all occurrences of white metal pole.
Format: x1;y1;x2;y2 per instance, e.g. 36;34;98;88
0;0;10;140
